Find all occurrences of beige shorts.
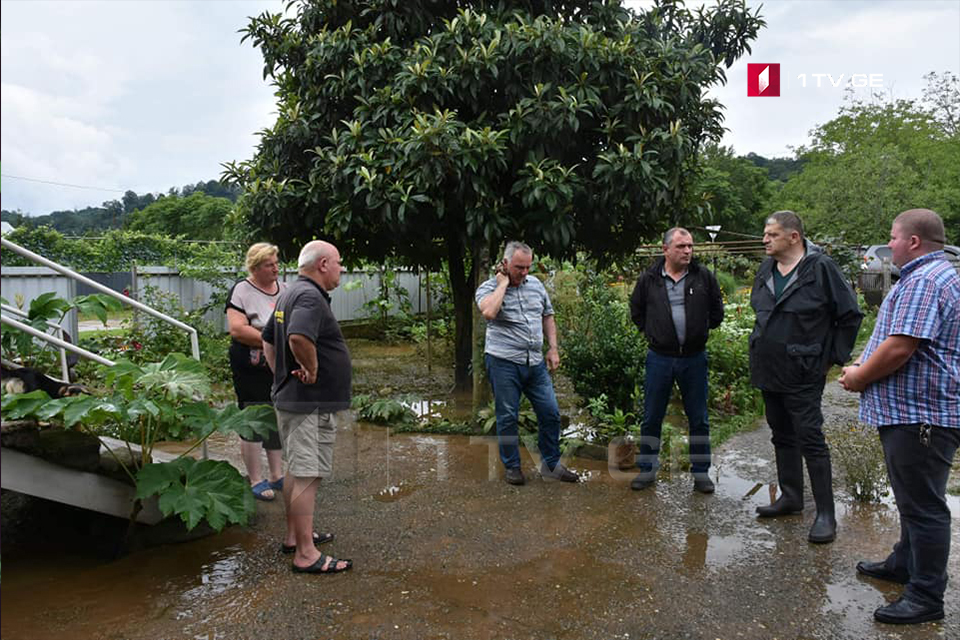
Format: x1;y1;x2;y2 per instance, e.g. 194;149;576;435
276;409;337;478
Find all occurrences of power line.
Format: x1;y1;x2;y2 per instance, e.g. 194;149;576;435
1;173;126;194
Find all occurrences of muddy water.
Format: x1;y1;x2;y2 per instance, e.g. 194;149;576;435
3;417;958;640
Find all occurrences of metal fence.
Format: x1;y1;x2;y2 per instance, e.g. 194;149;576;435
1;266;431;333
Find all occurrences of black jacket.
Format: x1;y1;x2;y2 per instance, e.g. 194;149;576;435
749;241;863;392
629;257;724;357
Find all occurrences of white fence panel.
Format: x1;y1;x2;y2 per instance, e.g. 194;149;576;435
0;266;79;339
2;266;429;332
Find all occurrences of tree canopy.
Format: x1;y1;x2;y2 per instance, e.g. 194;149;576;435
224;0;764;389
125;192;233;240
685;143;774;235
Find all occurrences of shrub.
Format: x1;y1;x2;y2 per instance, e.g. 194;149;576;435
76;285;232;387
706;298;762;417
825;420;888;502
555;272;647;414
586;393;640;445
352;393;418;426
714;270;739;299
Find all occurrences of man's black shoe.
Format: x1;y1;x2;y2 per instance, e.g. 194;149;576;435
505;468;525;485
856;559;909;584
874;597;944;624
631;473;656;491
693;475;715;494
541;463;579;483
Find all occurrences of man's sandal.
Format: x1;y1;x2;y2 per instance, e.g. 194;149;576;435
251;479;275;501
292;553;352;574
280;532;334;554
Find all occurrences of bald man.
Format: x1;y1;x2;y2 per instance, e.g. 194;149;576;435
262;240;352;575
840;209;960;624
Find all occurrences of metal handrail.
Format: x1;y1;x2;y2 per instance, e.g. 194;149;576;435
1;236;207;458
1;303;71;380
1;237;200;361
1;315;115;367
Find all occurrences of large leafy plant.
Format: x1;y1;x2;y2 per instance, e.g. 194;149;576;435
1;353;276;532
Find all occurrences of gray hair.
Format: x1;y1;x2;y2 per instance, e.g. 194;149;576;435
503;241;532;262
297;241;326;271
766;210;805;242
663;227;691;247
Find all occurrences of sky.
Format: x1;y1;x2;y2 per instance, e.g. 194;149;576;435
1;0;958;217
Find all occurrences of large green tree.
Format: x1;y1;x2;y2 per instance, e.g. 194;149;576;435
223;0;763;391
773;72;960;245
685;143;774;235
125;192;233;240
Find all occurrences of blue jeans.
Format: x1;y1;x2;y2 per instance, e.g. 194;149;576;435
485;354;562;470
637;349;711;475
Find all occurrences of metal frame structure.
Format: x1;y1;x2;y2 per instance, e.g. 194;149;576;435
1;236;201;361
1;302;76;379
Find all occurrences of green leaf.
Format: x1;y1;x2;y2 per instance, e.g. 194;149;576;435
28;292;71;322
137;354;210;400
136;460;185;499
62;396;101;427
71;294;125;325
217;404;277;441
0;389;52;419
136;458;254;531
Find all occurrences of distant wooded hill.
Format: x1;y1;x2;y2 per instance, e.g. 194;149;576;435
1;179;240;236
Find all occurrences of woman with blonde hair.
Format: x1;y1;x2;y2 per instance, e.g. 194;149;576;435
226;242;285;500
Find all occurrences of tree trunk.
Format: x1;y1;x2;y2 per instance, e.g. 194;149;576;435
472;243;492;411
446;232;474;393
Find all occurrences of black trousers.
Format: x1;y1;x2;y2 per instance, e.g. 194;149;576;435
879;423;960;607
761;380;829;460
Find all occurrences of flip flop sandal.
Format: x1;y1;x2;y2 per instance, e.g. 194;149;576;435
251;479;275;501
292;553;352;574
270;477;284;492
281;532;335;554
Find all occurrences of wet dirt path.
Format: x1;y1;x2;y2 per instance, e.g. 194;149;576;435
3;336;958;640
3;402;958;640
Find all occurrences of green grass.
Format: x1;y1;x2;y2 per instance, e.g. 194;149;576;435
77;326;127;338
77;308;133;323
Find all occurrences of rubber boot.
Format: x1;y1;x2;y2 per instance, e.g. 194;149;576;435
756;447;804;518
806;456;837;543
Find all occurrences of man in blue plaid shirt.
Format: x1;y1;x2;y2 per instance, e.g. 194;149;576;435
840;208;960;625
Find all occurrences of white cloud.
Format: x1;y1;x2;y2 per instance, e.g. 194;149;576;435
711;0;960;157
1;0;283;214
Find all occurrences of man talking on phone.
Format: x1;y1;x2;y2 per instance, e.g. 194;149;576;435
476;241;578;485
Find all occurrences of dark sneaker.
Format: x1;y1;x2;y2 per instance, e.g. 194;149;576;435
631;473;656;491
874;597;944;625
856;559;909;584
693;475;715;494
505;468;525;486
541;463;579;483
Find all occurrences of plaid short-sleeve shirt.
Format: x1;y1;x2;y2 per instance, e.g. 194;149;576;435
859;251;960;428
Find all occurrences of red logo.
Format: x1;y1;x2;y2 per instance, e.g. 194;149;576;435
747;63;780;97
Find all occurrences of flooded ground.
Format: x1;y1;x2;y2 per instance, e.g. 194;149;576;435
2;341;959;639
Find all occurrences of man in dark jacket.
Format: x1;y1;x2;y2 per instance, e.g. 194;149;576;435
750;211;862;543
629;227;724;493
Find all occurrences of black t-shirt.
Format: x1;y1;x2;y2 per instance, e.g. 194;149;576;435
261;276;351;413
